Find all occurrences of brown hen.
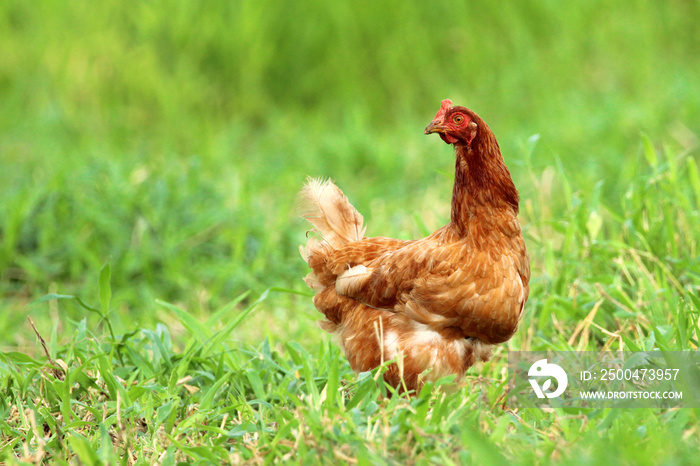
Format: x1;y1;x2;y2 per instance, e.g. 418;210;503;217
298;99;530;392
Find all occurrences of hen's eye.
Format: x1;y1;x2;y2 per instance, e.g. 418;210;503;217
453;115;464;124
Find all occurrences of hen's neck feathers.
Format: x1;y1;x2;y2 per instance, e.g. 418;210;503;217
450;118;519;235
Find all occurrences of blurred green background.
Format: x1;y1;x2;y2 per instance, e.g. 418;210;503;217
1;0;699;346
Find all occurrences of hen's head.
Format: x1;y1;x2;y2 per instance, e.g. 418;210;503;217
424;99;479;146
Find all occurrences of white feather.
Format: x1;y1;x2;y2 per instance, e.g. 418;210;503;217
297;178;366;252
335;264;371;296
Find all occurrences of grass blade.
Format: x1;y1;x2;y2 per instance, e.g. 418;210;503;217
99;260;112;315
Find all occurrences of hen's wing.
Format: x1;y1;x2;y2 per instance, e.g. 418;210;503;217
306;236;409;288
326;225;529;344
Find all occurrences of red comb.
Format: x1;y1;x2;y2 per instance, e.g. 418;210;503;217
433;99;453;121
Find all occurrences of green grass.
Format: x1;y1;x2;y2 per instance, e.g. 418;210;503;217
1;0;699;463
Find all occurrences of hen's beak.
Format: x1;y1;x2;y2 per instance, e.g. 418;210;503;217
424;121;448;135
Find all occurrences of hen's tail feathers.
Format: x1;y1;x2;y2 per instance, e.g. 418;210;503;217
298;178;366;262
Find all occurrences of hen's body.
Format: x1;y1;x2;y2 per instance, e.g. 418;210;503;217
299;100;529;391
